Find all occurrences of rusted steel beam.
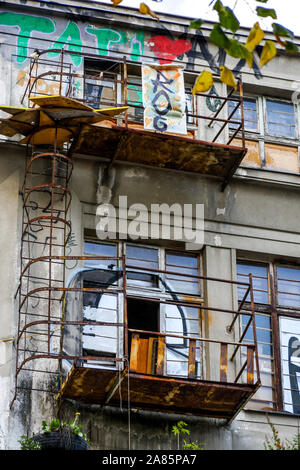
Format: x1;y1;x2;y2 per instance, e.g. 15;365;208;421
127;294;251;317
220;343;228;382
249;274;260;384
126;264;251;287
247;347;254;385
207;85;237;128
188;339;196;379
269;270;283;411
234;359;247;384
16;354;123;376
128;328;254;348
103;369;127;407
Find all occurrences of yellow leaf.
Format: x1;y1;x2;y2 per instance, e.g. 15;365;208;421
111;0;123;5
259;40;277;68
139;3;160;20
219;66;237;90
192;70;214;95
245;22;265;52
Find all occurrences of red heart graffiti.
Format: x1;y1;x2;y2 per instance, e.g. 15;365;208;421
148;36;192;64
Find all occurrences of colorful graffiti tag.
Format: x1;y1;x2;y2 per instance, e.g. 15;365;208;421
0;9;262;80
142;64;187;134
0;11;144;66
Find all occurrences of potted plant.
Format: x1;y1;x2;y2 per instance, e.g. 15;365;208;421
19;412;90;450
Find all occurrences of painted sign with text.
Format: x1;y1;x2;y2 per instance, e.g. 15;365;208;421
142;64;187;135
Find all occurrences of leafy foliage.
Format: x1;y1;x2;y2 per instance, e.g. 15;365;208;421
18;412;90;450
264;417;300;451
41;412;90;444
171;421;204;450
19;435;41;450
110;0;299;92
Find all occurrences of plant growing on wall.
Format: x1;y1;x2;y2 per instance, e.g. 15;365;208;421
264;417;300;450
19;412;90;450
171;421;204;450
111;0;298;92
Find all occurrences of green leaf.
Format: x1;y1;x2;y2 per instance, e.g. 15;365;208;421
245;22;264;52
213;0;239;33
256;7;277;19
210;24;230;49
272;23;294;39
284;41;299;53
190;18;204;29
256;1;269;3
225;39;253;67
259;40;277;67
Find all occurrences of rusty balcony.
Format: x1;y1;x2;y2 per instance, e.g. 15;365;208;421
58;261;261;423
19;49;247;189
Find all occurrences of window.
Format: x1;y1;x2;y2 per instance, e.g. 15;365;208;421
266;99;296;138
84;59;120;109
237;259;300;415
237;262;275;410
229;97;258;132
276;266;300;308
80;241;202;378
126;244;159;287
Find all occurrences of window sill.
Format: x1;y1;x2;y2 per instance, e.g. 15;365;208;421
234;166;300;188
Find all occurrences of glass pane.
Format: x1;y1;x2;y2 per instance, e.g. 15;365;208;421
165;252;199;295
237;263;269;304
84;242;117;269
229;98;257;131
266;100;296;138
277;266;300;308
126;244;159;287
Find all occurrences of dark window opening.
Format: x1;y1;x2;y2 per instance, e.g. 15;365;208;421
127;298;160;374
127;298;159;334
84;58;121;109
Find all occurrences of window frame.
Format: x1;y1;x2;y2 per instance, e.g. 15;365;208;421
229;94;259;134
82;239;203;377
237;257;300;415
263;96;298;141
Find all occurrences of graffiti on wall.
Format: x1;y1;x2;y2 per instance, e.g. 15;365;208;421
280;317;300;414
0;11;144;65
142;64;187;134
0;10;262;80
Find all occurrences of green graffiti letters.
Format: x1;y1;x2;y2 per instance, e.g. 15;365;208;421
0;11;144;66
0;12;55;64
86;27;128;57
129;32;144;62
48;21;82;67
